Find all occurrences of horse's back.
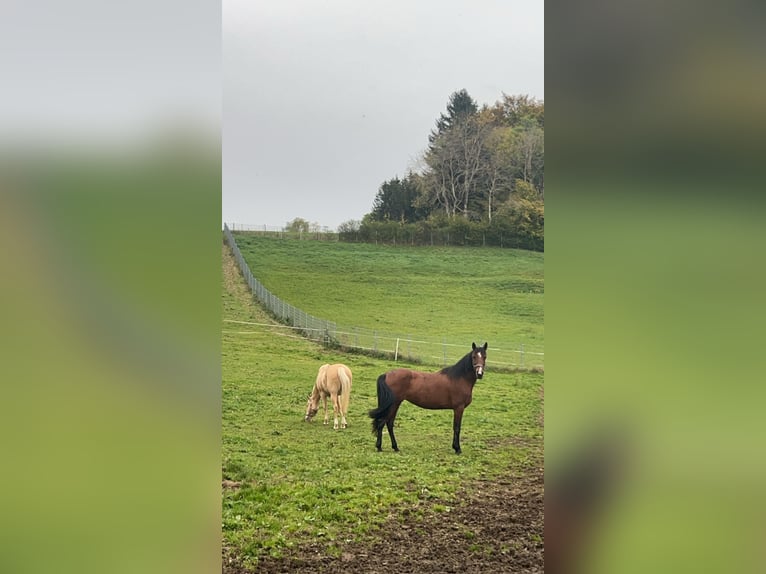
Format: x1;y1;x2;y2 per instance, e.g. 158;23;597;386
385;368;415;380
383;368;420;395
323;363;352;392
333;363;351;377
315;363;330;388
334;363;352;384
385;368;469;409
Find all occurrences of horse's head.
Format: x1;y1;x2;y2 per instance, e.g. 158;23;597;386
304;393;319;422
471;342;488;379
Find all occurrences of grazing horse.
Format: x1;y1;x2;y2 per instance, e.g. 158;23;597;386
304;363;353;430
369;342;487;454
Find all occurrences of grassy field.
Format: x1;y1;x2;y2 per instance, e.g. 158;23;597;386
222;243;543;569
232;234;544;350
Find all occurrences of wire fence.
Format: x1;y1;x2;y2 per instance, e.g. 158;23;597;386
227;223;339;241
226;222;540;249
223;223;544;370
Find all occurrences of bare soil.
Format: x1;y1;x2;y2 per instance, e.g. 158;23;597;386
223;464;543;574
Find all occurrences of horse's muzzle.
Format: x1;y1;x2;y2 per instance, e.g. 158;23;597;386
476;368;484;379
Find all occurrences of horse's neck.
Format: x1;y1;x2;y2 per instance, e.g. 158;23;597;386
457;354;475;377
439;354;476;384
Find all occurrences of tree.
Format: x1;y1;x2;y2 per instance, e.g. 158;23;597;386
498;179;545;249
429;89;479;142
337;219;360;233
499;94;544;128
357;91;543;250
478;124;515;222
370;174;423;223
511;120;545;194
284;217;309;233
421;105;490;219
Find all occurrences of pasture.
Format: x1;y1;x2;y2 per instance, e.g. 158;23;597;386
232;234;544;349
222;241;544;571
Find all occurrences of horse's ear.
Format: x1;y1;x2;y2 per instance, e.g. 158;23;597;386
472;342;477;350
483;342;488;351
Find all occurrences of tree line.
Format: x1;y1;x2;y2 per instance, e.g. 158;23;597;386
355;90;543;250
285;90;543;250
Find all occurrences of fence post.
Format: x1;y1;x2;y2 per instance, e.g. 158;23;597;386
520;343;525;368
395;338;400;361
373;330;378;353
442;338;447;367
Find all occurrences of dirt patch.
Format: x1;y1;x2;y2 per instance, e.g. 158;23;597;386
224;465;543;574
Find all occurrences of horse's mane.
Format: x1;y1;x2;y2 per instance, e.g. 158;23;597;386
438;351;474;380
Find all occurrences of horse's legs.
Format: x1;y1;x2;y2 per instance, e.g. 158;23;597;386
376;402;400;451
339;397;348;429
452;405;465;454
322;394;329;425
386;402;401;452
331;392;341;430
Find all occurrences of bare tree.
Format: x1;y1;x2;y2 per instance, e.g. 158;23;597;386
514;123;544;187
421;114;491;219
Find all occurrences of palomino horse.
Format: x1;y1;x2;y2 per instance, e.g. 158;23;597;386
369;342;487;454
304;363;353;429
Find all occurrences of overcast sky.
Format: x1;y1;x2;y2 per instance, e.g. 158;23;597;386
222;0;544;230
2;0;220;146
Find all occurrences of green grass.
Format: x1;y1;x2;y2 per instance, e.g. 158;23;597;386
222;244;543;568
233;234;544;350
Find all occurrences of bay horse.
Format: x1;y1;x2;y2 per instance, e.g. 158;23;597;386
369;342;487;454
304;363;353;430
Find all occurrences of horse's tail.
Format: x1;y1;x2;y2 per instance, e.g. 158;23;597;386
368;374;394;434
338;365;352;414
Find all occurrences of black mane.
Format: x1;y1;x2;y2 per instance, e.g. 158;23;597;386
439;351;475;381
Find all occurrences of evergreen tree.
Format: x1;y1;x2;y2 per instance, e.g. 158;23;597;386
429;89;479;142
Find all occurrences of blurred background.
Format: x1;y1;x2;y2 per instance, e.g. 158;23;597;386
546;0;766;572
0;1;220;573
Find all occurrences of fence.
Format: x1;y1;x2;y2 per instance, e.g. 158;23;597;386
227;222;542;250
223;223;544;370
227;223;338;241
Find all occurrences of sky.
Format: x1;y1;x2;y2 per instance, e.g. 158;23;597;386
222;0;544;230
1;0;220;147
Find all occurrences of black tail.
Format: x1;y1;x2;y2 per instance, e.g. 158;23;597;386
368;374;394;434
